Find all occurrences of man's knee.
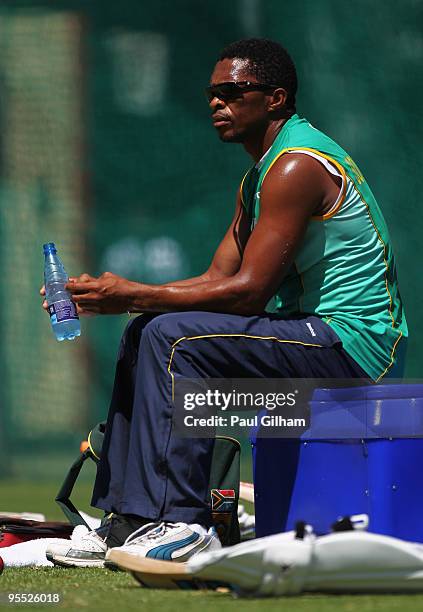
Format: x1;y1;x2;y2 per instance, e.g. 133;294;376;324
142;312;202;344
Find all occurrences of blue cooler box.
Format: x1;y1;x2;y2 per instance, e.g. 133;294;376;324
252;384;423;541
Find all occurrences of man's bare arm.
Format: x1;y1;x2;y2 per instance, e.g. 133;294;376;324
40;194;250;311
65;154;333;315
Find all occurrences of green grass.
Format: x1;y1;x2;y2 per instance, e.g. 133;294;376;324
3;568;423;612
2;481;423;611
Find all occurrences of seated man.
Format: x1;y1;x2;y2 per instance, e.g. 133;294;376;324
43;38;407;567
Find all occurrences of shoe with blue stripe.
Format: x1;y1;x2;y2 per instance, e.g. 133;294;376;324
106;522;221;564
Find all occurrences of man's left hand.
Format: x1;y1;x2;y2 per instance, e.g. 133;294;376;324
66;271;135;315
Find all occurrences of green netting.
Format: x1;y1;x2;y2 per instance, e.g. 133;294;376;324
0;0;422;474
0;9;89;463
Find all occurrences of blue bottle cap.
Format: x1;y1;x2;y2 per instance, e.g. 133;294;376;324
43;242;57;255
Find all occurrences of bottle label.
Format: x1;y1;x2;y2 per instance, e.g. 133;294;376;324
48;299;79;323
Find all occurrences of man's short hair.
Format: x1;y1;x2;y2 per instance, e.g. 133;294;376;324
218;38;297;112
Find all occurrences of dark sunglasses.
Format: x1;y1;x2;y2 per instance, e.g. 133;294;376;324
205;80;279;102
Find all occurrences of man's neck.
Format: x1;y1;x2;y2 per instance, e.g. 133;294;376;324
243;117;289;163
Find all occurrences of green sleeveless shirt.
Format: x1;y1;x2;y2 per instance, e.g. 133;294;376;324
240;114;407;381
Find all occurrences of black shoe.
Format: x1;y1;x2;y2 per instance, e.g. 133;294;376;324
98;513;148;548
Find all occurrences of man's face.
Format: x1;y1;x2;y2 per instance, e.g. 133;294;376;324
209;58;272;143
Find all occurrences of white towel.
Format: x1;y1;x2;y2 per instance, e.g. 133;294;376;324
1;538;69;568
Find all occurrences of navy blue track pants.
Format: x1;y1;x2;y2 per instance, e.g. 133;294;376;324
91;311;368;526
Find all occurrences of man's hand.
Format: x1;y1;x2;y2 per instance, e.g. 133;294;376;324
65;271;136;315
40;284;48;311
40;273;117;316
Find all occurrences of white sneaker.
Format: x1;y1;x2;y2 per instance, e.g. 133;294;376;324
46;525;107;568
106;522;221;564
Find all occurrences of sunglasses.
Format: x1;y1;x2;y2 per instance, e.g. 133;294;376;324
205;80;279;102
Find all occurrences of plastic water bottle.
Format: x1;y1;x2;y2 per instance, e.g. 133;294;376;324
43;242;81;341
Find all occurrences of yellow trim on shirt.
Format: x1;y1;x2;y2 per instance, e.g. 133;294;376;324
375;331;403;382
260;147;348;221
239;170;249;208
349;177;396;331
